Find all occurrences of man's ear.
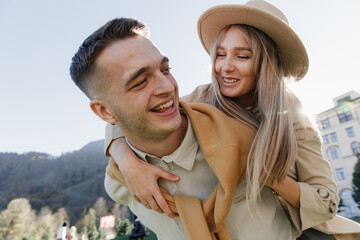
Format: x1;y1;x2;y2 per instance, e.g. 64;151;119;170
90;100;117;125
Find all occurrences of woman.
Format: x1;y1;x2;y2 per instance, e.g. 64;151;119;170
105;1;360;239
66;226;77;240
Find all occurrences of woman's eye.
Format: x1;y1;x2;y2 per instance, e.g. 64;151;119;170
217;53;226;57
238;55;249;59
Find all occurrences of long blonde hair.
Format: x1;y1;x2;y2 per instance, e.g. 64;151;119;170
210;25;304;212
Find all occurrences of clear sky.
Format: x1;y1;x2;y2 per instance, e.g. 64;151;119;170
1;0;359;156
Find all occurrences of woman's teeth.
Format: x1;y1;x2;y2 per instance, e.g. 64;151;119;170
224;78;239;83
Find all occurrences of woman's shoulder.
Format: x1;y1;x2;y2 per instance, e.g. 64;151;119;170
293;114;320;141
180;83;215;105
286;93;318;133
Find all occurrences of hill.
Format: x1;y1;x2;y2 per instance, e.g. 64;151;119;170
0;140;114;224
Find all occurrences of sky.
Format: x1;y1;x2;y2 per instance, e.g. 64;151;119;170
1;0;359;156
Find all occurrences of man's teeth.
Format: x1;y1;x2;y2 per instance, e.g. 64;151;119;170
224;78;239;83
152;99;174;111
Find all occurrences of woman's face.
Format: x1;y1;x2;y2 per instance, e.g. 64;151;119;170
214;26;257;99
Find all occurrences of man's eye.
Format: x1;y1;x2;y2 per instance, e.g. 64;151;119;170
162;67;171;74
132;79;147;88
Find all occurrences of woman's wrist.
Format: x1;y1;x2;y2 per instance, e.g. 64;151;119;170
269;177;300;209
109;137;139;172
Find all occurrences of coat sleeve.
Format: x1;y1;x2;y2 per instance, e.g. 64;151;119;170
285;123;339;231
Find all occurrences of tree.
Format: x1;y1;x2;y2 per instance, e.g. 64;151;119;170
0;198;35;239
114;204;134;222
36;206;57;240
52;207;69;237
93;197;108;221
77;208;105;240
112;203;121;220
0;198;72;240
114;218;132;237
352;153;360;202
98;228;107;240
88;225;99;240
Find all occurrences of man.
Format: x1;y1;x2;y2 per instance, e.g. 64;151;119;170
56;222;66;240
70;18;295;240
129;216;146;240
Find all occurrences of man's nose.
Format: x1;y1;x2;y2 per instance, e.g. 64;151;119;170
153;73;174;96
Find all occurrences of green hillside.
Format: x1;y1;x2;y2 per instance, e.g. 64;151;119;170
0;140;115;224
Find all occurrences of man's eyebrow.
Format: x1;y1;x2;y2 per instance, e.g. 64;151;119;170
125;66;150;88
161;56;169;64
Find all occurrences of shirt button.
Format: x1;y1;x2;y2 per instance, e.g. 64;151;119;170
317;188;330;199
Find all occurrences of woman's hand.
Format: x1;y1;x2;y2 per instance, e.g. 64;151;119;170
109;138;180;218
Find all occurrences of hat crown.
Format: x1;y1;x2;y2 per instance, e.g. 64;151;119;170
245;0;289;24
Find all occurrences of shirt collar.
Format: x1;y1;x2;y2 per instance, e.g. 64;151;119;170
125;115;198;171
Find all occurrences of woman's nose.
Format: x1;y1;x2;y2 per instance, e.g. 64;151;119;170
222;57;235;72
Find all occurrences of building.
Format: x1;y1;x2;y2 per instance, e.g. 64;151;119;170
316;91;360;218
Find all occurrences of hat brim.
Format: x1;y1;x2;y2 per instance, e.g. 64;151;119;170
198;5;309;80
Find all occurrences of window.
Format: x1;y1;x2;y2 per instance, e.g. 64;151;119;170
330;132;338;142
336;168;345;180
337;96;351;105
346;127;355;137
323;135;330;144
341;189;353;197
352;142;360;155
338;114;346;123
321;119;331;129
330;147;339;159
338;112;354;123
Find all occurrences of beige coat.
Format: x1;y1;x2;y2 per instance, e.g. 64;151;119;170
182;84;360;239
105;83;360;238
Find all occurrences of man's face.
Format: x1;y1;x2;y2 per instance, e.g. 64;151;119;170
96;35;182;143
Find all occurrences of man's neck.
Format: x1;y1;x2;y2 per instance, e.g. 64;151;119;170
126;114;188;158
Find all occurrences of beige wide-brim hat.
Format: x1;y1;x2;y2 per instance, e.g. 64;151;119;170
198;0;309;80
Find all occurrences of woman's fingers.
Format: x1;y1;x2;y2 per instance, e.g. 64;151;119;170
153;189;174;218
121;160;178;218
133;195;141;203
157;168;180;182
142;195;163;213
140;199;152;209
138;190;174;218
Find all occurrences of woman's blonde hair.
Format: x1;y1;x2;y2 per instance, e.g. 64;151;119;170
210;24;305;212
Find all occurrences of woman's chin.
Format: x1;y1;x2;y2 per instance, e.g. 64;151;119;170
221;88;240;98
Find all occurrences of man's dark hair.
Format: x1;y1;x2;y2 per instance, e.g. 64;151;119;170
70;18;149;99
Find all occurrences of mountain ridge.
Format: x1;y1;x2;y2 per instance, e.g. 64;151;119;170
0;139;113;224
